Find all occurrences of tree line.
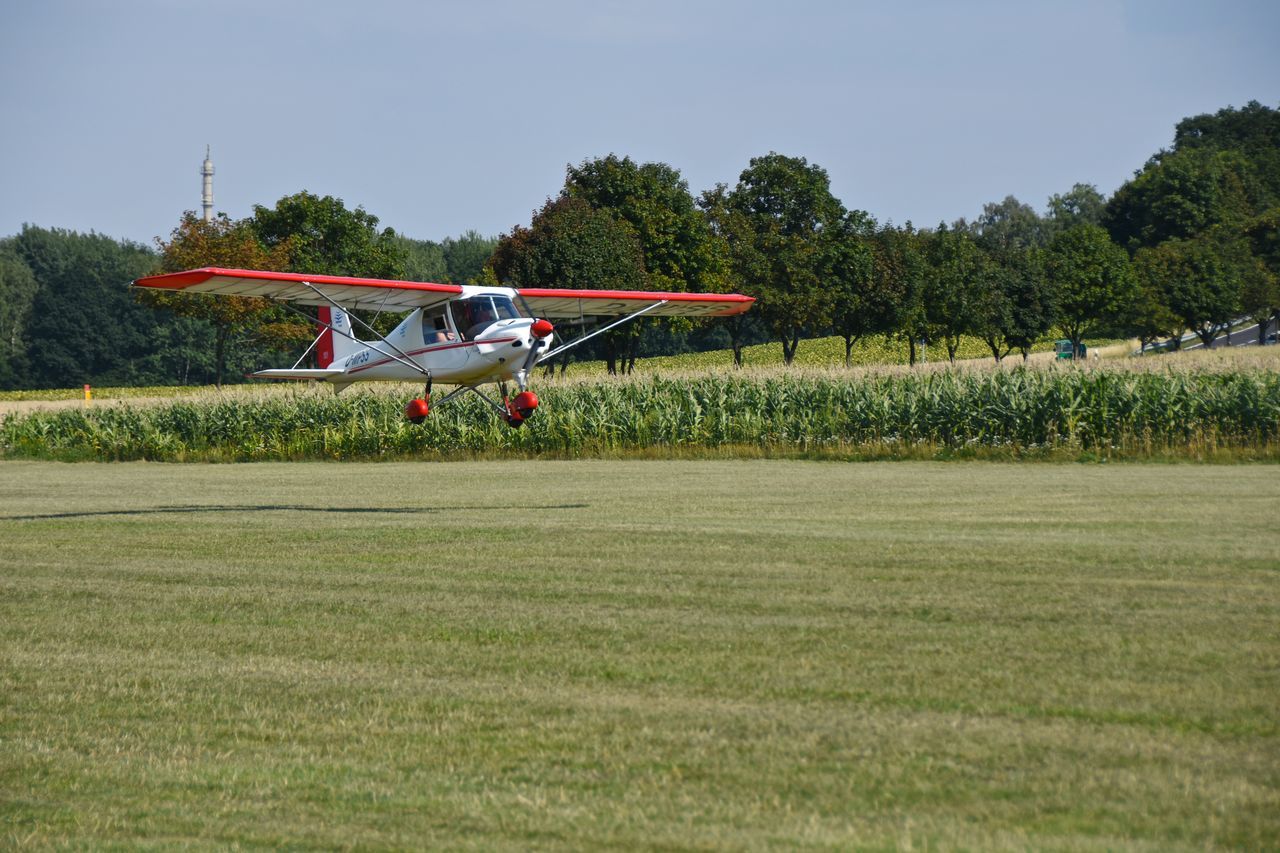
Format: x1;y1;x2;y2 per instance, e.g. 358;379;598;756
489;100;1279;370
1;101;1276;389
0;193;496;388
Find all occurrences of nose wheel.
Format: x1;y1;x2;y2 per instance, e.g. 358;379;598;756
500;383;539;428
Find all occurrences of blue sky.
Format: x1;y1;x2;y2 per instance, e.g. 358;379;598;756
1;0;1276;247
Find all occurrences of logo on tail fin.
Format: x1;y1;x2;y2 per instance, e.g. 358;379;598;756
316;307;359;368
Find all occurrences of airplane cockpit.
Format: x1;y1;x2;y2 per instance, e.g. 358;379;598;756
449;295;520;341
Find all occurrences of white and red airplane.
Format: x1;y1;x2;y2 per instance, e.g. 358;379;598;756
133;268;753;426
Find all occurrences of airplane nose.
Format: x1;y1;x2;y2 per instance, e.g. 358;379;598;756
531;319;554;339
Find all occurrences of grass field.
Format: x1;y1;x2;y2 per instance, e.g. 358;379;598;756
2;460;1277;848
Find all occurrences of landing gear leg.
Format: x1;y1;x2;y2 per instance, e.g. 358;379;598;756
405;373;433;425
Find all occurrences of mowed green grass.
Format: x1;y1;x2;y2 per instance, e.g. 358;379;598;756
1;461;1277;849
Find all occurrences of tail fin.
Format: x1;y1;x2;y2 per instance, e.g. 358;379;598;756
316;306;361;368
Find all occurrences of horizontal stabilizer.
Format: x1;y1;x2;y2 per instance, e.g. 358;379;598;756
251;368;346;381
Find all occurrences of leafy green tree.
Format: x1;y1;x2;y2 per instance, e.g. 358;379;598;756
866;224;929;365
970;195;1050;251
0;242;38;388
825;212;886;366
565;155;728;368
996;249;1055;360
11;226;164;388
1172;100;1280;201
697;185;766;366
248;191;406;278
922;224;987;362
722;153;847;364
1103;147;1264;251
1154;236;1243;348
1044;224;1135;357
1242;208;1280;342
1129;246;1186;351
394;236;450;282
1046;184;1107;233
490;196;647;374
442;230;498;284
139;213;303;387
566;155;719;293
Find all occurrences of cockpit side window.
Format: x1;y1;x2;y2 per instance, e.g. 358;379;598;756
422;309;454;345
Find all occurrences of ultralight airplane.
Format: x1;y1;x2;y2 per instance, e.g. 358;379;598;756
132;268;754;426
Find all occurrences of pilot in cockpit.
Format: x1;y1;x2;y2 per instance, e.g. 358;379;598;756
466;303;495;339
425;314;455;344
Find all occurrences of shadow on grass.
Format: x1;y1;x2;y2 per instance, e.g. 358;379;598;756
2;503;590;521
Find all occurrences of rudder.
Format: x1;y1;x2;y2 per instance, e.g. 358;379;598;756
316;307;361;368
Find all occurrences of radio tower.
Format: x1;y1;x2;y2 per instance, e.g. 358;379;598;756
201;145;215;222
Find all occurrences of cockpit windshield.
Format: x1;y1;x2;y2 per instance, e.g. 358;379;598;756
450;295;520;341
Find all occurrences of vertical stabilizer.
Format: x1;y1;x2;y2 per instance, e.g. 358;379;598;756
316;307;361;368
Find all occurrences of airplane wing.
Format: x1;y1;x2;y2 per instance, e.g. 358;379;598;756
133;268;755;317
517;287;753;318
132;267;463;312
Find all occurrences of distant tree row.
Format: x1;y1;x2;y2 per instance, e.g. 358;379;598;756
489;101;1279;368
1;101;1275;390
0;191;496;389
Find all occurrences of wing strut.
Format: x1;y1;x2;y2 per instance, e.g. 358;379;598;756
536;300;668;365
298;281;429;376
272;295;430;378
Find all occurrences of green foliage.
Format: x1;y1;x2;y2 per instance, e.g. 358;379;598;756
248;190;406;278
394;235;449;282
922;225;988;361
720;153;849;364
1138;236;1243;347
1045;224;1136;353
824;212;882;365
6;226;168;389
1046;183;1107;233
491;196;646;292
442;230;497;284
0;242;38;387
565;154;718;294
969;195;1050;250
140;213;305;387
1173;100;1280;201
1104;147;1268;251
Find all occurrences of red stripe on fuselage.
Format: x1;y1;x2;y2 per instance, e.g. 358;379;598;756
345;337;519;374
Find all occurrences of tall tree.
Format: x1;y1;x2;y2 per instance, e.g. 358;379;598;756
490;196;647;374
1044;224;1135;357
0;242;38;388
825;211;885;366
697;185;765;366
394;236;450;282
12;226;162;388
1172;100;1280;201
1242;207;1280;342
139;213;301;387
723;153;846;364
922;224;987;362
970;195;1050;251
565;154;719;293
1046;183;1107;233
996;248;1055;360
442;230;498;284
248;191;406;278
1103;147;1264;251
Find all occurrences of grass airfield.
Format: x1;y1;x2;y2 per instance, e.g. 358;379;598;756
2;460;1278;848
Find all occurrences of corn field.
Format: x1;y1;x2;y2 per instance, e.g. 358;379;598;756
2;367;1279;462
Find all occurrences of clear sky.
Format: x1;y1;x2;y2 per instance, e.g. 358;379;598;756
2;0;1276;248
